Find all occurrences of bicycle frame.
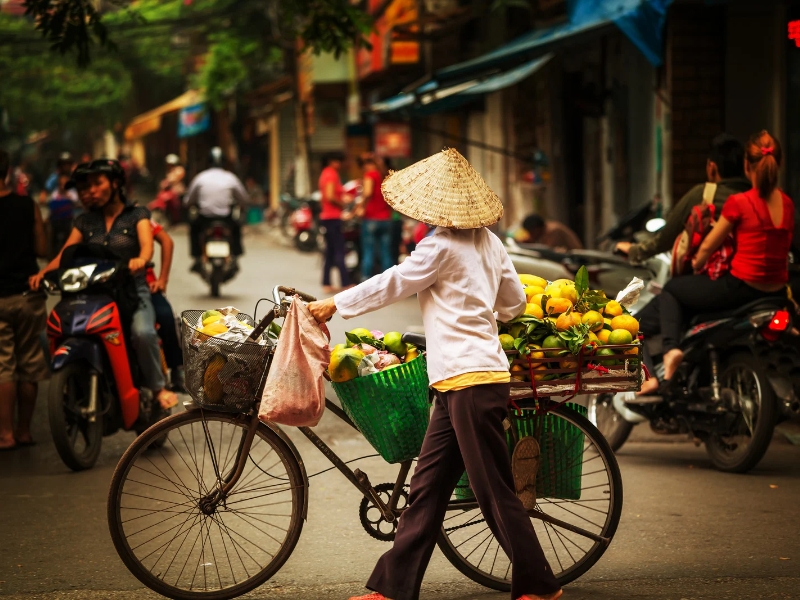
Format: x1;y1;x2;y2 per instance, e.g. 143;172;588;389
195;284;610;546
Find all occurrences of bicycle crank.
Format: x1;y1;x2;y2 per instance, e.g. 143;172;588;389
359;482;409;542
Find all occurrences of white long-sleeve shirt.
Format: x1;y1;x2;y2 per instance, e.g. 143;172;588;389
334;227;526;385
184;168;247;217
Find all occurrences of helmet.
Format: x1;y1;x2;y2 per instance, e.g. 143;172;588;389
165;153;180;166
67;162;92;189
209;146;223;167
86;158;127;198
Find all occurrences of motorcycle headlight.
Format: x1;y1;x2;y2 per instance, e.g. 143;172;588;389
60;265;95;292
91;266;117;284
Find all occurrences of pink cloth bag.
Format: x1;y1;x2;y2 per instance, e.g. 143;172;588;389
258;298;331;427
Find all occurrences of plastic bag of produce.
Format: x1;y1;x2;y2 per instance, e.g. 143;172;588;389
258;298;330;426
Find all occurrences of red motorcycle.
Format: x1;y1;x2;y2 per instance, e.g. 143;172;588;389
43;245;170;471
147;189;181;227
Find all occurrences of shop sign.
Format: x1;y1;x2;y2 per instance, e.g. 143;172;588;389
790;20;800;47
178;103;210;138
375;122;411;158
358;0;419;79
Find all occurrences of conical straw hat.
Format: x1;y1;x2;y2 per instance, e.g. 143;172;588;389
380;148;503;229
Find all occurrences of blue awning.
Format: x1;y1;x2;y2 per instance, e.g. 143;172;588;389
371;0;671;116
372;54;553;115
438;0;672;83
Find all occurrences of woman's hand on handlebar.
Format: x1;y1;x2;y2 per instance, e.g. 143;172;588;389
129;257;147;273
614;241;631;256
29;271;46;291
308;297;337;324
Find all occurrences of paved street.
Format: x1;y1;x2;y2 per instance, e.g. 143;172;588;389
1;228;800;600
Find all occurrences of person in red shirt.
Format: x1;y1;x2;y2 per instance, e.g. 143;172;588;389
357;153;394;277
637;130;793;392
319;152;353;293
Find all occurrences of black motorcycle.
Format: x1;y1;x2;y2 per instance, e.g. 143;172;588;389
193;208;241;297
588;297;799;473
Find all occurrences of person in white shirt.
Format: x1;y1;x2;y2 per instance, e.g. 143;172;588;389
184;147;247;272
309;149;562;600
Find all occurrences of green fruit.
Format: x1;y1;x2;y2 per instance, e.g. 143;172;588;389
332;343;347;352
508;323;525;338
202;309;223;323
498;334;516;351
383;331;408;357
595;348;619;367
346;328;373;348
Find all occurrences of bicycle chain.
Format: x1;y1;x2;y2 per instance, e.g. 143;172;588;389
442;517;486;533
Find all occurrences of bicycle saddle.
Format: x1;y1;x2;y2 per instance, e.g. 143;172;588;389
402;332;426;350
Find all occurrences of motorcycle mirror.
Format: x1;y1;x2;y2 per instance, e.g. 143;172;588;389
645;218;666;233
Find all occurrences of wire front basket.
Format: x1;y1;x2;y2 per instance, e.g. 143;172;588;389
181;310;274;412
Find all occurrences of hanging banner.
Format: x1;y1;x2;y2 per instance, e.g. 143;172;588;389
178;103;210;138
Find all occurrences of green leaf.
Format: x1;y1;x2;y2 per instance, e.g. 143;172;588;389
513;337;528;352
575;266;589;297
345;332;362;345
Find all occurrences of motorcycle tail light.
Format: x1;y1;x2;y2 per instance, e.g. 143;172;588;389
759;310;790;342
212;226;225;237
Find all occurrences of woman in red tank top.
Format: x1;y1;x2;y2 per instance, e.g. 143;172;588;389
639;131;793;392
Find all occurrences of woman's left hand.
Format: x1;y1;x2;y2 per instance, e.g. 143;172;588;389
692;256;705;273
308;297;337;323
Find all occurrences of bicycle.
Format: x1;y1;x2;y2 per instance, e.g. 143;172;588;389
107;285;623;600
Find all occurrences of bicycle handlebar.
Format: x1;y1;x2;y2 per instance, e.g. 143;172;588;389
272;285;317;305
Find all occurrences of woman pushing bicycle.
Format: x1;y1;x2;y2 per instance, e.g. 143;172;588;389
308;149;562;600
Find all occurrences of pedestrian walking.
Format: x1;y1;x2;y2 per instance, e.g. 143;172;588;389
319;151;353;293
308;149;561;600
0;150;49;450
358;153;394;277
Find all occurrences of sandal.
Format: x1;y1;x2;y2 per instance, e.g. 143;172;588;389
512;436;541;511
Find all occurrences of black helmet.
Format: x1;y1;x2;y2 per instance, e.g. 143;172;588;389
66;162;92;190
87;158;127;187
85;158;127;202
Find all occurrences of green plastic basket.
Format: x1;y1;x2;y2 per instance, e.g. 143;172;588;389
454;403;587;501
331;356;431;464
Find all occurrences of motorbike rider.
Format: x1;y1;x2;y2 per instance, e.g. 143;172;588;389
29;159;178;410
71;165;184;391
157;154;185;223
617;133;750;262
636;131;793;395
184;147;247;273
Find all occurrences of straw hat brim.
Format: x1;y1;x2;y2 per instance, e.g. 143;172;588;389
380;148;503;229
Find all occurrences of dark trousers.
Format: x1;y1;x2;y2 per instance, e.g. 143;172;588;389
190;214;243;258
151;292;182;369
638;273;786;354
321;219;350;287
366;383;560;600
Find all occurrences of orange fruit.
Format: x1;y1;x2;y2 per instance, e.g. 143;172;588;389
608;329;633;345
603;300;623;317
530;293;545;308
525;303;544;319
581;310;604;332
524;285;545;301
519;275;548;288
610;315;640;337
597;329;611;344
546;297;572;315
556;313;574;331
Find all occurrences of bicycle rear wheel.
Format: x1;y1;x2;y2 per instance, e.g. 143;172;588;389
108;410;306;600
438;403;623;590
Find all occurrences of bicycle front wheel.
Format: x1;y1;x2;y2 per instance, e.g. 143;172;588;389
107;410;306;600
438;403;623;590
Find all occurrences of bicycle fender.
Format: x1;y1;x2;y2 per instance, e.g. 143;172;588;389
259;421;310;521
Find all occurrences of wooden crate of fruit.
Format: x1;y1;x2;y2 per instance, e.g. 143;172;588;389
502;267;644;398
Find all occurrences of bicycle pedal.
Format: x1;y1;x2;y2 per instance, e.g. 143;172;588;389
354;468;371;487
